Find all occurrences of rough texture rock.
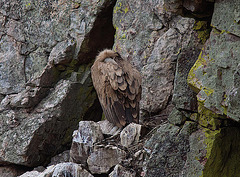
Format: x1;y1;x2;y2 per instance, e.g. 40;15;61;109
87;145;127;174
109;164;136;177
120;123;142;148
20;162;93;177
188;0;240;121
69;121;104;166
19;171;40;177
211;0;240;37
180;127;207;177
143;122;198;177
168;107;186;125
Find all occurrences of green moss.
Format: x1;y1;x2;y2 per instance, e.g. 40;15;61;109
101;113;105;120
187;50;205;93
124;7;129;13
193;21;211;44
113;1;129;14
193;21;208;31
198;103;221;130
202;87;214;97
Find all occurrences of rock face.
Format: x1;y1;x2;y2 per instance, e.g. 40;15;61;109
112;0;201;117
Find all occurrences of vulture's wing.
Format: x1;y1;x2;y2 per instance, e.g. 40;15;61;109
91;53;141;128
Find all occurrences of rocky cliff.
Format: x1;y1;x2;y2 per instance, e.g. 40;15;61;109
0;0;240;177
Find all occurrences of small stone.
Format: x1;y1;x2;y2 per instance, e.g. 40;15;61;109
21;163;93;177
19;171;41;177
120;123;142;148
52;162;93;177
98;120;121;136
87;145;127;174
69;121;104;166
109;164;136;177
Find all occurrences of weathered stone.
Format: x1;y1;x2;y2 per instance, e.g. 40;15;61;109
168;107;186;125
180;127;207;177
143;122;197;177
172;19;202;112
48;150;70;166
69;121;104;166
20;162;93;177
188;29;240;121
212;0;240;37
19;171;40;177
180;125;240;177
0;35;26;94
98;120;121;136
51;163;93;177
87;145;127;174
49;38;76;65
120;123;142;148
109;164;136;177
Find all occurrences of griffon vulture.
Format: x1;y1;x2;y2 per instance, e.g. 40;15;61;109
91;49;142;128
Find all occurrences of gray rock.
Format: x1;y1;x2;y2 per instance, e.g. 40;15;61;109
180;127;206;177
188;30;240;121
87;145;127;174
20;162;93;177
51;163;93;177
109;164;136;177
98;120;121;136
19;171;41;177
172;18;201;112
120;123;142;148
49;39;76;65
143;122;197;177
69;121;104;166
0;35;26;94
113;0;199;117
212;0;240;37
168;107;186;125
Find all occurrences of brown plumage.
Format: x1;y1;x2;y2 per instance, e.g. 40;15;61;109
91;49;142;128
